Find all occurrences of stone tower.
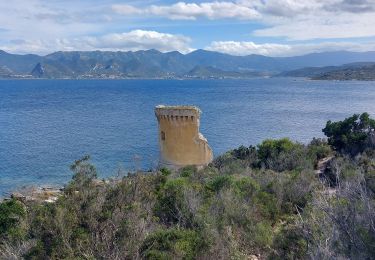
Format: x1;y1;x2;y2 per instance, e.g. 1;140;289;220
155;105;213;169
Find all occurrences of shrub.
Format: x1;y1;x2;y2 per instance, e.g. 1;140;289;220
154;178;194;227
323;112;375;156
179;165;197;178
232;145;258;166
257;138;308;171
139;228;206;260
206;175;233;193
307;138;332;165
271;225;307;259
232;177;260;200
67;155;97;191
0;199;26;241
254;191;279;221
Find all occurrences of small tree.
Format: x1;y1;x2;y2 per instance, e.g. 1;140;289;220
68;155;97;190
323;113;375;156
0;199;26;241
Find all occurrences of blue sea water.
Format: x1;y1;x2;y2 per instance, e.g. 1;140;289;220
0;78;374;195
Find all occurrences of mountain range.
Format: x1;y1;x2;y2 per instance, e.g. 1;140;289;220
280;62;375;81
1;49;375;79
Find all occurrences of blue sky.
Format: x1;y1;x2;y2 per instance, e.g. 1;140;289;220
1;0;375;56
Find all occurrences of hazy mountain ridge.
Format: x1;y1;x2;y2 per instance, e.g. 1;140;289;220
281;62;375;80
1;49;375;79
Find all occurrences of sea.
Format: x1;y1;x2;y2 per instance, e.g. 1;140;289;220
1;78;374;196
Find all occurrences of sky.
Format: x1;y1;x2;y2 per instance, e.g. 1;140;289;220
0;0;375;57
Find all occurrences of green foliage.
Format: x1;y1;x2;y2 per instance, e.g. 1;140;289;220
1;118;374;259
0;199;26;240
232;145;258;165
257;138;309;171
271;226;307;260
160;167;171;176
232;176;260;199
140;228;206;260
68;155;97;190
255;191;279;221
206;175;233;193
179;165;197;178
258;138;296;160
323;112;375;155
154;178;195;227
307;138;332;164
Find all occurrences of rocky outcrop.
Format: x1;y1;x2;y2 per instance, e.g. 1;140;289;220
31;62;45;78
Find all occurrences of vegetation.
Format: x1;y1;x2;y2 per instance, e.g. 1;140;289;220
1;114;375;259
323;112;375;155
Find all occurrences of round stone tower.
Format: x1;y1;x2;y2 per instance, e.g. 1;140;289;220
155;105;213;169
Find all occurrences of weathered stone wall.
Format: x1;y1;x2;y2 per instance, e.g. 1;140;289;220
155;105;213;169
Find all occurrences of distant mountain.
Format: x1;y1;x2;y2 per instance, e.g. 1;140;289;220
0;50;41;74
1;49;375;79
186;65;269;79
313;63;375;81
280;62;375;81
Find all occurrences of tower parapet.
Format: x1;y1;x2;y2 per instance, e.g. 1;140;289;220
155;105;213;169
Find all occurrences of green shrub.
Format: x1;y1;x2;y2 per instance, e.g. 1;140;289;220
271;226;307;259
160;167;172;176
257;138;308;171
232;145;258;165
323;112;375;156
232;177;260;199
0;199;26;240
253;221;273;248
179;165;197;178
206;175;233;193
254;191;279;221
154;178;194;227
307;138;332;165
140;228;206;260
68;155;97;191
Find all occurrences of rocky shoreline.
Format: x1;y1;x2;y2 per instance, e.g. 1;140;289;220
3;178;121;203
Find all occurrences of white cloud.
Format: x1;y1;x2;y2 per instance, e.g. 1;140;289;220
0;30;193;54
206;41;292;56
83;30;193;53
1;0;375;54
112;2;260;20
254;15;375;41
206;40;375;56
248;0;375;40
112;1;375;40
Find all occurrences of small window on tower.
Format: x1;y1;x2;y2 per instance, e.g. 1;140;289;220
161;131;166;141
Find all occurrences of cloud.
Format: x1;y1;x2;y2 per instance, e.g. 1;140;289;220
254;13;375;40
111;1;375;40
112;2;260;20
206;41;292;56
325;0;375;13
83;30;193;53
1;0;375;54
206;40;375;56
250;0;375;40
0;30;193;54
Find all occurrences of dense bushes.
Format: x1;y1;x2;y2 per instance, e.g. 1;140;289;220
140;228;207;259
0;113;374;259
323;112;375;155
0;199;26;241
